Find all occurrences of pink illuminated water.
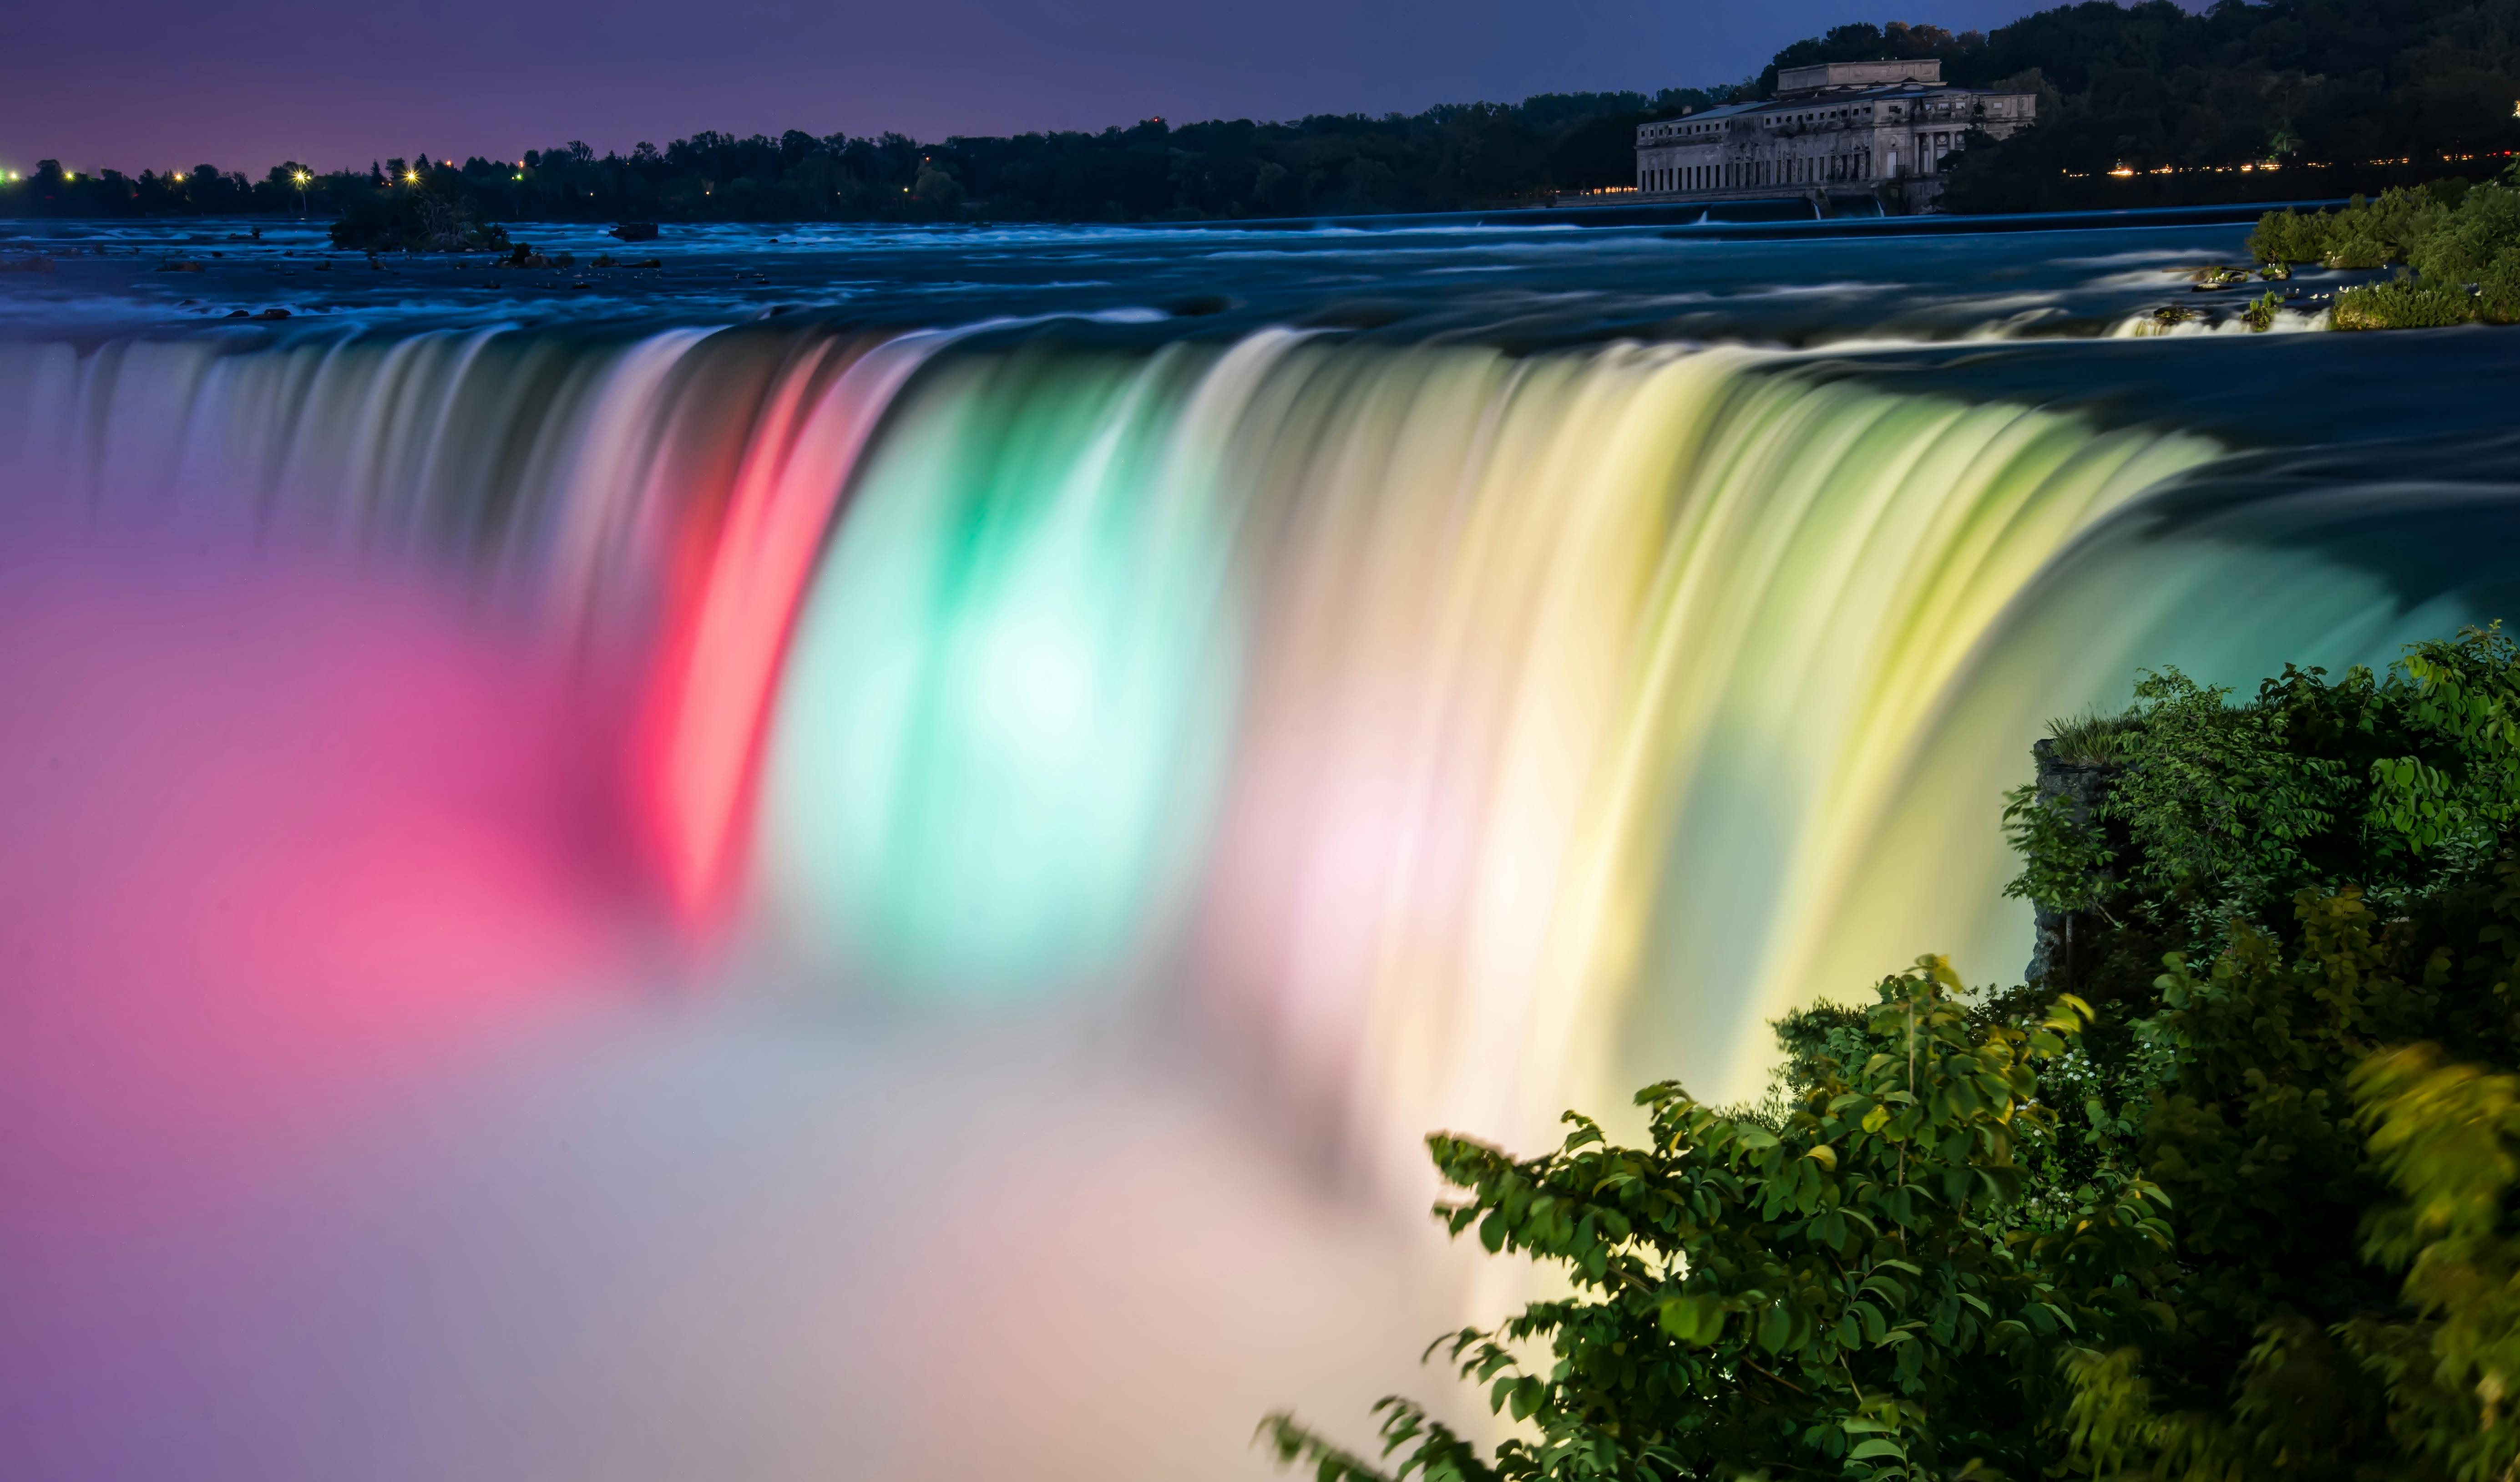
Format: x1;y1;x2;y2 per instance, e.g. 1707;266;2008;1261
0;515;1457;1481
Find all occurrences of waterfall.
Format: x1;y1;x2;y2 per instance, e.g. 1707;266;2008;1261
4;320;2479;1184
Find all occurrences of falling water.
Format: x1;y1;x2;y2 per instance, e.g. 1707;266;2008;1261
9;320;2483;1158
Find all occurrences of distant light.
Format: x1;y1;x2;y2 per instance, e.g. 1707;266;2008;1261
172;172;184;181
2107;164;2135;177
404;170;419;183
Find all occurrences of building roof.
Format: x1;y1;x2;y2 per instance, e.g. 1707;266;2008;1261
1636;82;2035;140
1776;59;1942;94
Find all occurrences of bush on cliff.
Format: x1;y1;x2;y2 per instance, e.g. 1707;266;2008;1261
1264;962;2170;1482
1270;627;2520;1482
2004;626;2520;1478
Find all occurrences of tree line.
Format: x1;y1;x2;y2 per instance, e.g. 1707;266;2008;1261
1937;0;2520;210
2;0;2515;224
0;91;1729;230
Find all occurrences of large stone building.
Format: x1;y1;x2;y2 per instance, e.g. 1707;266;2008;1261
1634;60;2035;213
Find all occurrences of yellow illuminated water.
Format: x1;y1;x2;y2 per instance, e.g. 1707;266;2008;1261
0;322;2477;1183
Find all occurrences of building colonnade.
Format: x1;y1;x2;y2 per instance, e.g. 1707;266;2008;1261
1638;153;1877;194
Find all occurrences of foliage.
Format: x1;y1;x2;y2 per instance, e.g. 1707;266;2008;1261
2241;290;2283;331
2333;275;2480;330
1990;626;2520;1479
2240;183;2520;331
2345;1043;2520;1482
2004;628;2520;943
2056;861;2520;1481
0;92;1732;227
2248;183;2517;271
2480;251;2520;323
1264;961;2171;1482
1940;0;2520;214
2406;184;2520;281
2046;709;2139;767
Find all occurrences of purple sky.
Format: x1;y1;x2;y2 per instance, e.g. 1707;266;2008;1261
8;1;2050;174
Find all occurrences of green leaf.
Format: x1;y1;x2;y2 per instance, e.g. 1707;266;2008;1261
1756;1300;1794;1353
1658;1293;1726;1346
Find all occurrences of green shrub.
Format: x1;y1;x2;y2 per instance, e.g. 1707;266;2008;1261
2407;183;2520;284
2333;274;2475;330
1263;964;2168;1482
2329;189;2443;266
2323;231;2393;270
2242;290;2282;331
2045;707;2137;766
2006;628;2520;936
2246;208;2328;265
2254;187;2477;275
2477;246;2520;324
2060;873;2520;1482
2345;1044;2520;1482
1994;627;2520;1480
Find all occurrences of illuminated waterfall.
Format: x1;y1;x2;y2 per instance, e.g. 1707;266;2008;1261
3;321;2480;1188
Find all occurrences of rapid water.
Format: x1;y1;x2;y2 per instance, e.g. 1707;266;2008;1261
5;216;2520;1480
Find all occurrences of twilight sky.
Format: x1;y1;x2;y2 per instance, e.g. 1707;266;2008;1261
6;0;2052;175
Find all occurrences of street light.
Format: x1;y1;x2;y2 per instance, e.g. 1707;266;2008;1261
293;169;310;215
